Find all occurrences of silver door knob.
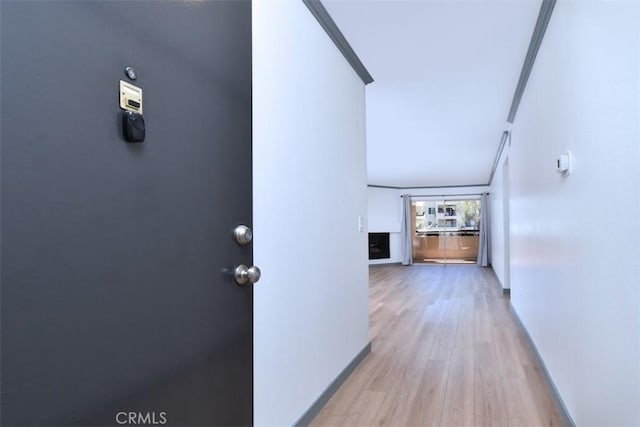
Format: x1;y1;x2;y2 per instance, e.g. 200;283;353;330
234;264;261;285
233;225;253;245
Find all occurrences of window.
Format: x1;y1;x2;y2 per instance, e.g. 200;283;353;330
412;199;481;264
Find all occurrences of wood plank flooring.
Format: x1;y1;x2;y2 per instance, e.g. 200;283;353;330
311;265;566;427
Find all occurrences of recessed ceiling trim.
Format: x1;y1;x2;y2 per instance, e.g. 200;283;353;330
401;193;488;198
368;184;402;189
488;131;509;185
368;183;490;190
507;0;556;123
302;0;374;85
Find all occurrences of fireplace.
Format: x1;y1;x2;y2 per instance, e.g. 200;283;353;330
368;233;390;260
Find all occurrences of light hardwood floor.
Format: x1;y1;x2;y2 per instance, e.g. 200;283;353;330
311;265;566;427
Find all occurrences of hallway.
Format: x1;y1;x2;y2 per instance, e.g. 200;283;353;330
312;265;566;426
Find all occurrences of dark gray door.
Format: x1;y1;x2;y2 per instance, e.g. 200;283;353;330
1;1;253;425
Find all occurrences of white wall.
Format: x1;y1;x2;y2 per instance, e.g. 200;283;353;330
490;145;509;289
252;1;369;426
509;1;639;425
367;187;401;264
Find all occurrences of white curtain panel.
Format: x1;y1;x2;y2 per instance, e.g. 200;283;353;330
477;192;491;267
400;194;413;265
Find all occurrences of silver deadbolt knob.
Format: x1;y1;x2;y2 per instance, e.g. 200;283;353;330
233;225;253;245
234;265;261;285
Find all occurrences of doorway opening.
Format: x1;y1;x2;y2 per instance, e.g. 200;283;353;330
411;199;481;264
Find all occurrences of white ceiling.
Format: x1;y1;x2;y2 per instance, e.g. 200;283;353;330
323;0;541;187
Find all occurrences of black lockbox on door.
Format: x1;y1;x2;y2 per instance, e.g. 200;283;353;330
122;110;145;143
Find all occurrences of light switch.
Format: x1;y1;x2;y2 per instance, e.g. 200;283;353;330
358;216;365;232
